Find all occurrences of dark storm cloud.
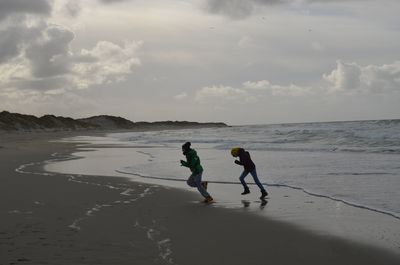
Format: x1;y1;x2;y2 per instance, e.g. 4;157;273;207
0;23;43;64
0;25;27;63
25;25;75;78
0;0;52;21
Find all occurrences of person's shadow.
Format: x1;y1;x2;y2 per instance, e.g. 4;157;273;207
241;200;251;208
241;199;268;209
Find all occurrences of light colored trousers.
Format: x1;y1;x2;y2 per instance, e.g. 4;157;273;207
187;171;210;198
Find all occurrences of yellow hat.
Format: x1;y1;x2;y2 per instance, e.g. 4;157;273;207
230;147;241;157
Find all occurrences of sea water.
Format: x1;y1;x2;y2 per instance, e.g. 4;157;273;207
112;119;400;219
43;119;400;252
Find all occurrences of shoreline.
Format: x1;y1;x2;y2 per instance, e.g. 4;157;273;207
2;132;400;264
45;132;400;254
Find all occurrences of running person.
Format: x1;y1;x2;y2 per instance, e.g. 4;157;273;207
181;142;213;203
231;147;268;199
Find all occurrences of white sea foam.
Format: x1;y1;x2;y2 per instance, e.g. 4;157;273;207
67;186;155;231
14;152;159;232
134;221;175;264
120;188;135;196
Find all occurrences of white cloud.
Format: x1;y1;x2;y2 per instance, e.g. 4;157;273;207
243;79;312;96
0;55;30;84
0;87;38;100
174;92;188;100
194;59;400;106
323;60;362;92
269;83;313;96
0;0;144;99
0;21;143;96
324;60;400;94
72;40;142;89
0;86;97;117
195;85;253;104
195;80;312;105
361;62;400;93
243;80;270;90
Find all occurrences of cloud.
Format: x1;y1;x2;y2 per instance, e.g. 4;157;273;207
0;0;52;21
0;23;42;64
0;21;143;97
323;60;362;92
195;85;253;104
64;0;81;17
201;0;356;19
197;59;400;105
98;0;130;3
0;0;143;103
25;24;75;78
323;60;400;94
62;0;129;15
194;80;311;105
0;0;56;65
202;0;255;20
242;80;270;90
174;92;188;100
268;83;313;96
194;59;400;105
0;37;142;112
72;40;143;89
0;86;96;117
244;79;312;96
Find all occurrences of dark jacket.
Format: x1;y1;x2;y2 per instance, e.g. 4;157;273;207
181;148;203;175
235;148;255;172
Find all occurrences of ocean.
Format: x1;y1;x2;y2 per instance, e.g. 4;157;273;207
112;119;400;220
41;118;400;252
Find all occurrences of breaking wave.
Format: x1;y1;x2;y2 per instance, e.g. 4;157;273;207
111;119;400;154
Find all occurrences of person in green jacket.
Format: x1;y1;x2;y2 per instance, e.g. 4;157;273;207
180;142;213;203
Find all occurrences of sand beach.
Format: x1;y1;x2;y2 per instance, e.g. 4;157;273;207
1;131;400;265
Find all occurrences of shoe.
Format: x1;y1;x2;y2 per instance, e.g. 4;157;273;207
203;196;213;203
260;190;268;199
241;187;250;195
201;181;208;190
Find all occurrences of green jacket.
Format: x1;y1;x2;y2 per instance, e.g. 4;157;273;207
181;149;203;175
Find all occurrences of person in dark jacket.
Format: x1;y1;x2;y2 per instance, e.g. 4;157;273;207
231;147;268;199
181;142;213;203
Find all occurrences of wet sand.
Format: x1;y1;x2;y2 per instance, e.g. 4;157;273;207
1;132;400;265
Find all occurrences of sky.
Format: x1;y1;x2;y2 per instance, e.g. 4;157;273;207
0;0;399;125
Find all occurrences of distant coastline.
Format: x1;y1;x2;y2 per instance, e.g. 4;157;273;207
0;111;228;132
